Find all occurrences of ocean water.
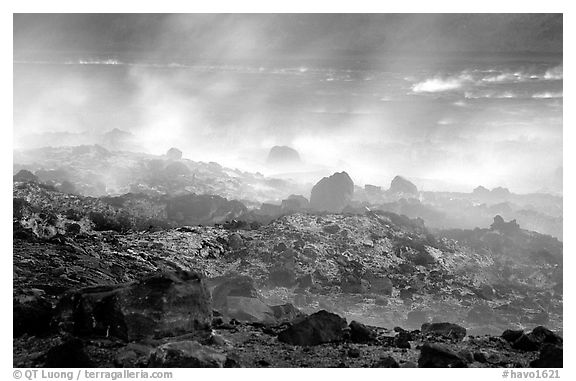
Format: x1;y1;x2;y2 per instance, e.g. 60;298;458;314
13;54;563;192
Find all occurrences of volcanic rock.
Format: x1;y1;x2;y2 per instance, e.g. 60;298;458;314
512;333;542;351
390;176;418;195
149;341;227;368
501;329;524;343
223;296;277;324
472;185;490;196
267;146;301;166
418;343;468;368
281;195;309;212
55;270;212;341
511;327;562;352
530;344;563;368
277;310;348;346
421;322;467;341
210;275;259;309
166;147;183;160
530;326;563;346
349;320;376;343
322;224;341;234
14;290;53;337
310;172;354;212
395;330;412;349
269;303;304;323
491;215;520;234
166;194;247;225
13;169;39;183
44;338;94;368
373;356;400;368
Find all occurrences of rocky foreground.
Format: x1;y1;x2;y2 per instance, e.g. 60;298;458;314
13;182;563;368
13;269;562;368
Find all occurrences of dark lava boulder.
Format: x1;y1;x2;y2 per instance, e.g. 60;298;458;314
55;270;212;341
310;172;354;212
149;341;226;368
530;326;563;346
13;290;53;337
512;333;542;351
395;330;412;349
418;343;468;368
421;322;467;341
44;338;94;368
389;175;418;195
349;320;376;343
511;326;562;352
166;147;183;160
502;329;524;343
166;194;247;225
530;343;563;368
277;310;348;346
266;146;301;166
13;169;39;183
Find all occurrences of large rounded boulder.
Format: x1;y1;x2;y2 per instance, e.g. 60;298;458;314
390;175;418;195
309;172;354;212
266;146;301;166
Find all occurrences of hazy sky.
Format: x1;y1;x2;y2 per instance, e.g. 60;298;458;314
13;14;563;193
14;14;562;58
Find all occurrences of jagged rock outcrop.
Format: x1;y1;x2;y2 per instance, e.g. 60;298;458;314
309;172;354;212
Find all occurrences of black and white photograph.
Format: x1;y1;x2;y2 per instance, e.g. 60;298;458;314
10;10;566;371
